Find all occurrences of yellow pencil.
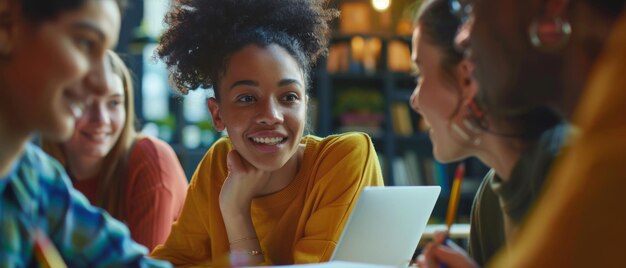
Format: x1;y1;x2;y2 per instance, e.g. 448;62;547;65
434;162;466;268
445;162;465;233
34;229;68;268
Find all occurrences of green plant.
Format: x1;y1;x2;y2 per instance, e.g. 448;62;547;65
333;87;384;116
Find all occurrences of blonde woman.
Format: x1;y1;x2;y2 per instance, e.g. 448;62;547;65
43;51;188;251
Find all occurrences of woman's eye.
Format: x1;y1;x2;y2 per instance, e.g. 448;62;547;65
236;95;256;103
283;93;300;103
73;29;103;55
108;99;122;108
76;37;96;52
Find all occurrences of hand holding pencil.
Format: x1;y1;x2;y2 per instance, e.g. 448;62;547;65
417;162;478;268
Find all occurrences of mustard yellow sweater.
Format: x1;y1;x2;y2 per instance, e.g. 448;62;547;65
151;133;384;267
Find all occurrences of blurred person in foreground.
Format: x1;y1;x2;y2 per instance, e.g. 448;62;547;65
448;0;626;266
0;0;170;266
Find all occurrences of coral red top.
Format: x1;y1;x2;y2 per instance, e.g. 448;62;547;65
73;136;188;251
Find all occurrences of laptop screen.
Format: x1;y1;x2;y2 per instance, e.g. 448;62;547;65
330;186;441;267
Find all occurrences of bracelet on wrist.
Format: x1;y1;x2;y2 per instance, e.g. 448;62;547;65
230;249;265;266
246;249;264;256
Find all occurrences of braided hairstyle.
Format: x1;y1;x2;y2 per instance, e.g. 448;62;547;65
157;0;338;99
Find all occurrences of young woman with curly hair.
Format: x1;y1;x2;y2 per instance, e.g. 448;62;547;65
149;0;384;266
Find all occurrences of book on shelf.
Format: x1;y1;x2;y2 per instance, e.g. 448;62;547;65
420;158;449;193
391;151;425;186
361;37;382;74
327;43;350;73
339;2;372;34
403;151;424;185
421;158;435;185
391;102;414;136
433;161;450;193
387;40;412;73
327;37;382;74
392;157;409;186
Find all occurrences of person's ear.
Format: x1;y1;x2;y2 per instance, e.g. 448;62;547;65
207;97;226;132
0;0;17;57
455;58;478;106
451;59;484;142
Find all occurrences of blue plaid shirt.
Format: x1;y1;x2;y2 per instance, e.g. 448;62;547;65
0;144;171;267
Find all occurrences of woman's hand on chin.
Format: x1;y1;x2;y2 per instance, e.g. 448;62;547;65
219;150;271;216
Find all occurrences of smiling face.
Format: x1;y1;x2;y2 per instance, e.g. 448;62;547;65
62;71;126;160
0;0;121;141
410;26;471;163
208;44;307;171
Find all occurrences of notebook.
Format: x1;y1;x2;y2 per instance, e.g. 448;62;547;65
330;186;441;267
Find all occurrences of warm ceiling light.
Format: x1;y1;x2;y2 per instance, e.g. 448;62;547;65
372;0;390;11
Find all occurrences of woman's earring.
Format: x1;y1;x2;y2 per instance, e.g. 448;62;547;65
463;119;482;146
472;136;481;146
463;119;481;134
464;100;485;147
451;123;471;141
528;1;571;52
452;122;482;146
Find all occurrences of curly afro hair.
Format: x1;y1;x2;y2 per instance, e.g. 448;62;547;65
157;0;338;98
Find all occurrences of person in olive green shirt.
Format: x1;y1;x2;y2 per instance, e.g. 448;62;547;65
409;0;565;267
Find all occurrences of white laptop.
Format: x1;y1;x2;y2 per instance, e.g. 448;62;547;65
330;186;441;268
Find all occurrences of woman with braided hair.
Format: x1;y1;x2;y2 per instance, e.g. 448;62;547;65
150;0;384;266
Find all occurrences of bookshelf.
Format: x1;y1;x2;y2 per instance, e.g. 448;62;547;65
313;33;420;185
311;33;488;223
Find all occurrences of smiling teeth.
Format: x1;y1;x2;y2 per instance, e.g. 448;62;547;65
87;132;107;142
252;137;284;145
